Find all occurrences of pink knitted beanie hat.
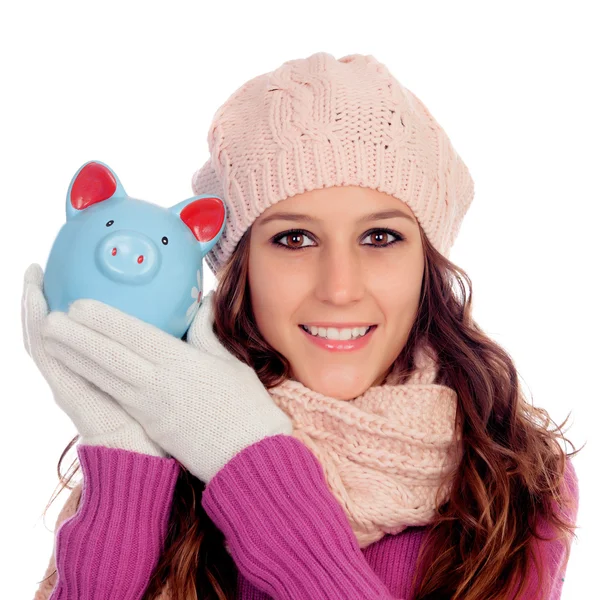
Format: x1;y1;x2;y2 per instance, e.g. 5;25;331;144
192;51;475;276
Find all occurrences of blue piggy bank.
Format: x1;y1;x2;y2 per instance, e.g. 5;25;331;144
44;160;226;338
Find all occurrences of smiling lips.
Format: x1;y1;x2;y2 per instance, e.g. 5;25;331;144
299;324;377;351
300;324;373;341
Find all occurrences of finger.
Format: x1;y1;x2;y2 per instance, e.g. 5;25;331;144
24;262;44;287
44;360;136;439
20;266;145;441
21;283;34;358
66;298;186;364
21;264;96;398
45;338;160;439
42;311;153;390
187;291;235;360
44;336;138;406
21;264;49;361
39;356;164;457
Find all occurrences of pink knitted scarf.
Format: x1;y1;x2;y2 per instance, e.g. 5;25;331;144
268;342;463;548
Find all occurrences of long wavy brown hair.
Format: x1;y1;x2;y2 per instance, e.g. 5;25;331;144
39;221;583;599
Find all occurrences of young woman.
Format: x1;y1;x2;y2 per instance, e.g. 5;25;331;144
25;52;580;600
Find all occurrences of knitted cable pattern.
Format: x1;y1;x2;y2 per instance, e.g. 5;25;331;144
192;52;475;276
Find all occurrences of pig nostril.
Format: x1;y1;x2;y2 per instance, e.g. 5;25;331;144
137;255;144;264
112;248;117;256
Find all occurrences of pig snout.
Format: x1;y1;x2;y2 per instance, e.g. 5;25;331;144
96;230;162;284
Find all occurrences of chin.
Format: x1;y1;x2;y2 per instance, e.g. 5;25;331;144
293;367;377;401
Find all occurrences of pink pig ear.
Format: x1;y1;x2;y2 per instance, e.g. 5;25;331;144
179;196;226;243
70;162;119;210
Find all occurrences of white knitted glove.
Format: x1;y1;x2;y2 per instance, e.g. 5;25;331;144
21;263;165;456
41;291;293;483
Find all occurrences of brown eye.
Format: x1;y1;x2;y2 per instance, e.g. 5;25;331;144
370;231;389;246
362;228;404;248
272;230;315;251
285;233;305;248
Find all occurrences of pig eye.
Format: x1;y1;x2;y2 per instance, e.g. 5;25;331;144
106;220;114;227
162;236;169;245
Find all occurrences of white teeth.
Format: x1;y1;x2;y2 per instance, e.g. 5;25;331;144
302;325;371;340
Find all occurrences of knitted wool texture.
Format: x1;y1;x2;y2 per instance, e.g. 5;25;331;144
268;340;462;548
191;51;475;277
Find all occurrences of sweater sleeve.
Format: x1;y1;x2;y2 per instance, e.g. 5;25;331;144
36;444;180;600
201;433;403;600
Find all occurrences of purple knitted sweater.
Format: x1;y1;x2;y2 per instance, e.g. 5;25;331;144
35;434;578;599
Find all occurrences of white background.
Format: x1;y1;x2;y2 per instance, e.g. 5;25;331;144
1;1;598;597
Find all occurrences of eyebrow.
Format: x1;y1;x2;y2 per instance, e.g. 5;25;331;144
257;208;416;226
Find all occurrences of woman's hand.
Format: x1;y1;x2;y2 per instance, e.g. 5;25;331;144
21;263;165;456
41;291;293;483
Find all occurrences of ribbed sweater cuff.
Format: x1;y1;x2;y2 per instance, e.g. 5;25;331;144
202;434;396;599
50;444;180;600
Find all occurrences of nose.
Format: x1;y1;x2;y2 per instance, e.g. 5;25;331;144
96;230;161;284
314;243;365;305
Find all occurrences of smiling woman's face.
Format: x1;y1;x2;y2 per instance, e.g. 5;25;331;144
248;185;425;400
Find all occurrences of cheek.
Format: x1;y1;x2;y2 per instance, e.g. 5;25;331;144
368;255;423;300
248;249;304;346
367;257;423;329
